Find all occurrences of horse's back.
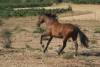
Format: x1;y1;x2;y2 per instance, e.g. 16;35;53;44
50;23;77;38
60;23;76;36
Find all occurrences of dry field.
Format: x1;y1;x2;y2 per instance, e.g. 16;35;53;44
0;4;100;67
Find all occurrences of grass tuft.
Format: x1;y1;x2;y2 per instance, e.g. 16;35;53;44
33;27;45;33
94;28;100;33
0;19;4;26
62;52;75;59
1;29;12;48
91;39;97;44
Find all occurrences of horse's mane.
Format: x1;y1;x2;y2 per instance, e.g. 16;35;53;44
43;13;58;21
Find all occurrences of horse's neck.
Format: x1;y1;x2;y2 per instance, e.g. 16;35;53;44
46;21;60;28
44;17;59;27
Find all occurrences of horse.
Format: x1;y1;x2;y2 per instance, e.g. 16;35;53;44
37;13;89;56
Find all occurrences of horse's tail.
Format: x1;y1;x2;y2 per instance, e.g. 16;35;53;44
77;27;89;48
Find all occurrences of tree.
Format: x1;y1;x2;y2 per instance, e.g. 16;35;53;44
57;0;64;3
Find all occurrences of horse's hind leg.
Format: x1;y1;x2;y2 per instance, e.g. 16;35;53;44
58;37;67;55
72;35;78;56
43;36;53;53
74;41;78;56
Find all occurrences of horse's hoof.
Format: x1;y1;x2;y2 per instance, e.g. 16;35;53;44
57;51;61;55
55;50;61;55
58;53;61;55
40;42;42;44
41;45;44;48
43;50;46;53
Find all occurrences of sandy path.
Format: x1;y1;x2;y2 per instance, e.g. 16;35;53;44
60;13;95;20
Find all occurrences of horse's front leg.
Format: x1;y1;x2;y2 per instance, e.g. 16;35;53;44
40;32;49;49
72;34;78;56
44;36;53;53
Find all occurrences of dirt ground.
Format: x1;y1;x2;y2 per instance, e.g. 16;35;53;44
0;4;100;67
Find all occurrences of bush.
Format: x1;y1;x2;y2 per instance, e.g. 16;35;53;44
0;7;13;18
67;5;72;11
33;27;46;33
62;52;75;59
0;7;72;18
0;0;54;8
1;29;12;48
0;19;4;26
94;28;100;33
0;3;53;8
65;0;100;4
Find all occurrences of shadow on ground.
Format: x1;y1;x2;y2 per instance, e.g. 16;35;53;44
80;51;100;56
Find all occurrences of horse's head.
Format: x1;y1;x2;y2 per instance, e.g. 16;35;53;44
37;15;45;27
37;13;58;27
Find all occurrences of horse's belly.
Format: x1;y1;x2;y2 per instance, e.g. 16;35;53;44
52;32;63;38
51;28;62;37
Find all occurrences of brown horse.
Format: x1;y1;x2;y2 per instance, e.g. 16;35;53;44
37;13;89;56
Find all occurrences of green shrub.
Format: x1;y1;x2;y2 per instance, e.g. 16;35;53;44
91;39;97;44
94;28;100;33
0;7;13;18
67;5;72;11
0;0;54;8
1;29;12;48
33;27;46;33
0;7;72;18
65;0;100;4
0;19;4;26
62;52;75;59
